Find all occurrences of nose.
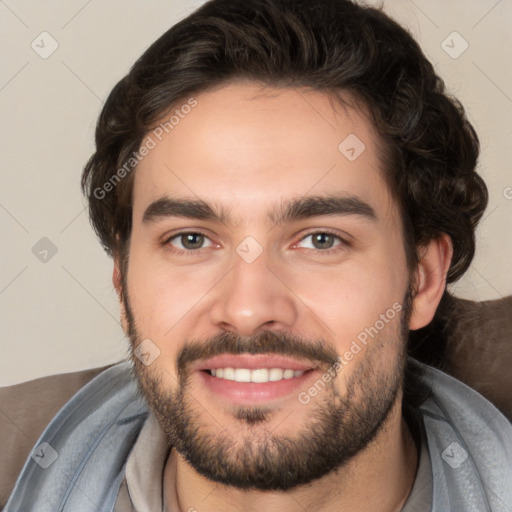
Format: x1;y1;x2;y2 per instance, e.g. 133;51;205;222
208;249;298;337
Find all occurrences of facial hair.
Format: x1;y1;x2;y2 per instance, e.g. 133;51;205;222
124;287;412;491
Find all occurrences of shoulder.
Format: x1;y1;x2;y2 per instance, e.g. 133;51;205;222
416;361;512;510
0;364;116;507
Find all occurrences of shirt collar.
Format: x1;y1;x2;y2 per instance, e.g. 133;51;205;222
123;412;432;512
125;412;169;512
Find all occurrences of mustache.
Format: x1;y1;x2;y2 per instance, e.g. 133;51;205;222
176;330;340;373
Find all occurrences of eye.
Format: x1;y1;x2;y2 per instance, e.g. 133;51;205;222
296;232;344;251
166;232;213;252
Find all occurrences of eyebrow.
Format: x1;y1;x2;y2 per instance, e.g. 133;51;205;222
269;195;377;225
142;194;377;227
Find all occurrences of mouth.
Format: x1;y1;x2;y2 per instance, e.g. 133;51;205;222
193;354;320;404
208;367;306;382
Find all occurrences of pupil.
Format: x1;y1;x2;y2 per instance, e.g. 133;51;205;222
313;233;333;249
183;233;203;249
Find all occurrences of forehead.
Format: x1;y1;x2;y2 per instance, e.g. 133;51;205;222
132;82;396;224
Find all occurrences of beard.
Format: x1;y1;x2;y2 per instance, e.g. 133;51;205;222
123;285;413;491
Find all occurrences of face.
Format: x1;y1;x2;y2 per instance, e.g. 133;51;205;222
121;82;413;490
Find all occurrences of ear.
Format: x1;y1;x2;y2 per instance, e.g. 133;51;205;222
409;233;453;330
113;259;129;335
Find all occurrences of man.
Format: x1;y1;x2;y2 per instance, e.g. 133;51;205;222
2;0;511;510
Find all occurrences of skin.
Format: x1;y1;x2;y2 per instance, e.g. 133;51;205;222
114;82;452;512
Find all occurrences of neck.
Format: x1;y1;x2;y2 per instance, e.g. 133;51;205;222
163;397;419;512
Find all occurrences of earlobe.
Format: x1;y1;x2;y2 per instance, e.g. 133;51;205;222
409;234;453;330
112;261;129;335
113;262;123;298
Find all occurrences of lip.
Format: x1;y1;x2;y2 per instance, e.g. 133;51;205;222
192;353;320;405
197;367;318;404
193;354;317;372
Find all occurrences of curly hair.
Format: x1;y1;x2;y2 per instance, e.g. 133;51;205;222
81;0;488;409
82;0;487;282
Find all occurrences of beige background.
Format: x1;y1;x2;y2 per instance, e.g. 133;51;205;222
1;0;511;386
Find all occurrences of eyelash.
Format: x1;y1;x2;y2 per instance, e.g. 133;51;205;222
163;230;350;256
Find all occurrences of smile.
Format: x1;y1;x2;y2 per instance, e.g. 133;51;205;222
209;368;305;383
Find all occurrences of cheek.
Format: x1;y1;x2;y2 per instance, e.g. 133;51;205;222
285;253;406;346
126;246;219;341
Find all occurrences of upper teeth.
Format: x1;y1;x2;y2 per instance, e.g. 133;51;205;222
210;368;305;383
